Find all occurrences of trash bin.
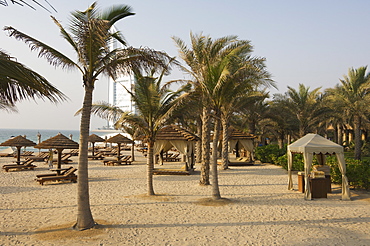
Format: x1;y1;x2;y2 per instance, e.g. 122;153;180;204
298;172;305;193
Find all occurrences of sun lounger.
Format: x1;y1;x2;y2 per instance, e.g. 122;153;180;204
50;154;73;164
103;156;132;166
36;166;74;178
35;167;77;185
67;149;79;156
2;159;37;172
88;153;104;160
13;151;34;158
27;152;49;162
167;153;180;162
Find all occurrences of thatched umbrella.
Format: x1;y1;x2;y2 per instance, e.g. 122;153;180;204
34;133;78;169
0;135;36;164
106;134;132;160
88;134;104;156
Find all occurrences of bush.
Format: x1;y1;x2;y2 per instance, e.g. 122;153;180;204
255;144;286;164
327;157;370;190
275;153;304;171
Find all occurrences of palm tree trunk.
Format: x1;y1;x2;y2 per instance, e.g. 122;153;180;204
74;86;95;230
200;106;211;185
337;124;343;146
221;115;229;170
147;140;155;195
131;140;135;161
196;117;202;163
211;116;221;199
277;132;285;149
354;115;362;160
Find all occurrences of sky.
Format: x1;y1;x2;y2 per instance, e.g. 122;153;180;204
1;0;369;131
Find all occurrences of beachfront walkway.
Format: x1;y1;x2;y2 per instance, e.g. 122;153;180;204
1;153;369;245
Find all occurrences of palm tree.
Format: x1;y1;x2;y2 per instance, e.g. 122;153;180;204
326;66;370;159
4;2;171;230
118;67;189;195
0;49;66;111
173;33;267;199
274;84;330;138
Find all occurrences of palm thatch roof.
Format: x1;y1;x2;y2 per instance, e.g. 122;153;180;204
0;135;36;147
156;125;199;141
106;134;132;143
88;134;105;143
34;133;79;149
228;128;256;140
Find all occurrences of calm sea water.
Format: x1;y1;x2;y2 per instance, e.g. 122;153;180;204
0;128;119;151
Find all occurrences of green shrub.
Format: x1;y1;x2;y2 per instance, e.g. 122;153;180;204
326;156;370;190
255;144;286;164
276;153;304;171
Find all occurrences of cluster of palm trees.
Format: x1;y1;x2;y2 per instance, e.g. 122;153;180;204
257;67;370;161
2;2;370;231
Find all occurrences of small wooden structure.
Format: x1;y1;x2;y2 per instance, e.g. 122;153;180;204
0;135;36;165
105;134;132;160
88;134;104;156
34;133;79;170
154;125;199;172
228;128;256;165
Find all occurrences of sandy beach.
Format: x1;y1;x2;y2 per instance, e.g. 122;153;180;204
1;150;369;246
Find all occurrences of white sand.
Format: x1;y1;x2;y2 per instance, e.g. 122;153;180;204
1;151;369;246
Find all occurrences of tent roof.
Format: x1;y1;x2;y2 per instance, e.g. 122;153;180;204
228;128;256;140
156;125;199;141
88;134;105;143
288;133;343;154
0;135;36;147
106;134;132;143
34;133;79;149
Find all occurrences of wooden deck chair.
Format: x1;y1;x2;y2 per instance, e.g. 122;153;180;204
2;159;36;172
36;167;77;185
36;166;74;178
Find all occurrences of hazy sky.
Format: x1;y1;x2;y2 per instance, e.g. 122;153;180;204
1;0;369;130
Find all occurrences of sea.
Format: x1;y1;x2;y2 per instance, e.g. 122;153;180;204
0;128;122;152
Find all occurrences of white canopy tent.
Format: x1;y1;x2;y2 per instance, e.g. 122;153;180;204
287;133;351;200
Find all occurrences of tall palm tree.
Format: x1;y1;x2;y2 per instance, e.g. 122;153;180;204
173;33;266;199
326;66;370;159
4;2;170;230
275;84;330;138
0;49;66;111
118;67;190;195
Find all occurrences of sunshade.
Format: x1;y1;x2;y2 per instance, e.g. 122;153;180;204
0;135;36;164
106;134;132;160
88;134;104;156
34;133;78;169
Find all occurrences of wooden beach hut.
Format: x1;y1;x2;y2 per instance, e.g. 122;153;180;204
154;125;199;172
34;133;79;170
227;128;256;165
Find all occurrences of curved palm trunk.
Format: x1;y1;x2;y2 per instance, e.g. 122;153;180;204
221;115;229;170
147;140;155;195
200;106;211;185
354;115;362;160
211;117;221;199
74;86;95;230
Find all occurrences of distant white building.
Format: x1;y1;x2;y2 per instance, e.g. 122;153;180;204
106;26;136;128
